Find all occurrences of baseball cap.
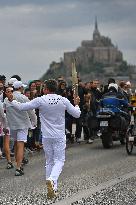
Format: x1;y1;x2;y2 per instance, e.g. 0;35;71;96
8;78;18;85
13;81;27;89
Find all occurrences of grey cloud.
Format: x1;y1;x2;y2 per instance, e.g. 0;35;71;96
0;1;135;29
0;0;136;81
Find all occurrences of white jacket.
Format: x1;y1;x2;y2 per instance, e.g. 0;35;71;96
4;91;37;130
10;94;81;139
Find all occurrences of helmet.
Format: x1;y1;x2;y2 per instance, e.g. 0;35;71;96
108;83;118;92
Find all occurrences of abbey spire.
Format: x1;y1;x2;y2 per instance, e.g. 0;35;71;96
95;16;98;30
93;16;100;40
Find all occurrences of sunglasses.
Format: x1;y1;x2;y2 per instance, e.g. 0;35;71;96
6;89;13;93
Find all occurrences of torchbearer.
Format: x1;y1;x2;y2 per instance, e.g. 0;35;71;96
7;79;81;199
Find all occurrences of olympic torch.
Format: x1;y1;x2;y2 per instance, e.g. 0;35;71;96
71;59;78;97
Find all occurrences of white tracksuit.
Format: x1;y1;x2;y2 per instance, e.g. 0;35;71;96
10;94;81;190
4;91;37;142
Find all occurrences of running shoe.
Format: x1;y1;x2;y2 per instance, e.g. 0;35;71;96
22;158;29;165
46;179;56;199
15;169;24;176
6;162;14;169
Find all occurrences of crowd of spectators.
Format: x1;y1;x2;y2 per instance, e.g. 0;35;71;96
0;74;135;174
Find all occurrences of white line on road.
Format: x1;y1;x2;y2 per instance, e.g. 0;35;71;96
54;170;136;205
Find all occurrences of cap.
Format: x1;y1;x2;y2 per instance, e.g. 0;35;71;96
8;78;18;85
13;81;27;89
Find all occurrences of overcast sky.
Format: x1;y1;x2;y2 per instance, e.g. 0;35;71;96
0;0;136;82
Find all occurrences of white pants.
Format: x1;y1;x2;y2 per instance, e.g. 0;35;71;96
42;137;66;190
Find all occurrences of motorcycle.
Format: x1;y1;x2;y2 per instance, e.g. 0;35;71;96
126;106;136;155
96;107;129;148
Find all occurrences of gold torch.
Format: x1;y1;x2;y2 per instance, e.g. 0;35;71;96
71;59;78;97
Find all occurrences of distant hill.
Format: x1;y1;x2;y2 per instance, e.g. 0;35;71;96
40;19;136;84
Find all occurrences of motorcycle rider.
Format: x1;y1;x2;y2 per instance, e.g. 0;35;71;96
99;83;130;142
101;83;129;112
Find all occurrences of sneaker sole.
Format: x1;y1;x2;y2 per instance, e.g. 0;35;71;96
15;171;24;176
15;173;24;176
7;166;14;169
46;180;56;199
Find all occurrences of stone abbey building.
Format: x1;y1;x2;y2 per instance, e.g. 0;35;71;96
42;19;135;83
64;18;123;71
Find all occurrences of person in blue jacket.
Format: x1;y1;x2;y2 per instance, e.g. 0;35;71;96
100;83;129;115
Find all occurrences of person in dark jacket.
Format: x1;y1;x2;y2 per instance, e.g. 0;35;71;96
75;80;88;143
88;80;102;143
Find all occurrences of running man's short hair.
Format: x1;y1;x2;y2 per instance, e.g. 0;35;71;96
44;79;58;92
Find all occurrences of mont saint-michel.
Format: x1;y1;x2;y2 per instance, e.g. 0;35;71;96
41;19;136;83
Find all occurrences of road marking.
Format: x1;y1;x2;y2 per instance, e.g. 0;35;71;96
54;170;136;205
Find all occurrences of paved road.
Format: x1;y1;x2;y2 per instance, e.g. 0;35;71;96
0;139;136;204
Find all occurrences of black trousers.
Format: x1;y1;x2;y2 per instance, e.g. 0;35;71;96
75;116;90;140
0;136;3;149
